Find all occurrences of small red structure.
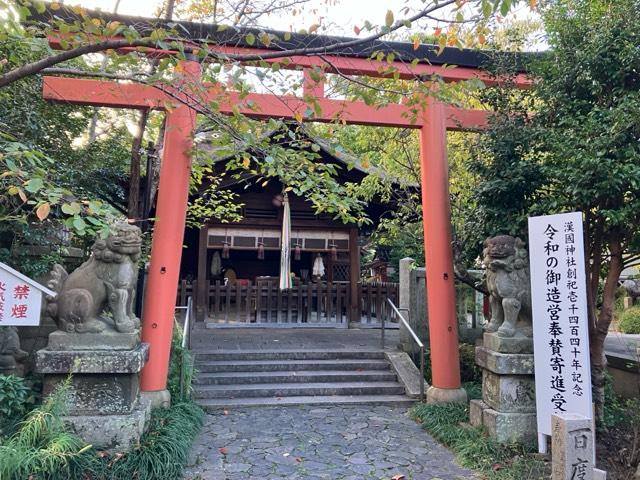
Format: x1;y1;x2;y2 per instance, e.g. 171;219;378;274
34;6;530;402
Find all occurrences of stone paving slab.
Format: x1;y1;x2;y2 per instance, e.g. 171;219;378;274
185;405;474;480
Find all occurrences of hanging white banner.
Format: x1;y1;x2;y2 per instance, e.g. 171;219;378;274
528;212;593;454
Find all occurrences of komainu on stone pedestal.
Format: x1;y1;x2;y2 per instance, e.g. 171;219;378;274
0;326;27;374
482;235;532;338
45;222;142;334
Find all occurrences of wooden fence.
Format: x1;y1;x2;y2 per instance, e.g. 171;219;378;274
360;281;399;326
177;279;398;327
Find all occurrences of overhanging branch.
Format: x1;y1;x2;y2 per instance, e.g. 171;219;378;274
2;0;458;89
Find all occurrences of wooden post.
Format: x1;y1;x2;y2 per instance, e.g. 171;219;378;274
349;228;360;324
196;225;208;322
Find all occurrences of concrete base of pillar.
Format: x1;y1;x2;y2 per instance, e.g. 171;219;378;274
426;385;468;404
140;389;171;409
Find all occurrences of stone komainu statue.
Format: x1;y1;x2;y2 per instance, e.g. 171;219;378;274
0;326;27;372
46;222;142;334
483;235;532;338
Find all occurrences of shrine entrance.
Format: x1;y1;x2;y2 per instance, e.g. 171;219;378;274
34;5;529;403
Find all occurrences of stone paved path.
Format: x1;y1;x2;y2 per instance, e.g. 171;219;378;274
185;405;474;480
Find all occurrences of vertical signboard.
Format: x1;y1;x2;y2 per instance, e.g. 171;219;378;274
528;212;592;453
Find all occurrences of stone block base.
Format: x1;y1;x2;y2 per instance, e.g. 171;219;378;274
475;346;534;375
35;337;150;451
469;399;487;427
63;403;150;451
47;330;140;351
483;332;533;354
482;370;535;413
470;399;536;444
36;343;149;416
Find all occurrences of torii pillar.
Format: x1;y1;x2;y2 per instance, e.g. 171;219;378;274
420;96;467;404
138;59;201;405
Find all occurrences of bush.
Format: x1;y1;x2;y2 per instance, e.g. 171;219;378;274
0;375;35;437
601;372;628;429
459;343;482;383
423;343;481;385
618;307;640;334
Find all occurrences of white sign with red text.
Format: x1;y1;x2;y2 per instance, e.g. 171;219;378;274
528;212;593;454
0;262;55;326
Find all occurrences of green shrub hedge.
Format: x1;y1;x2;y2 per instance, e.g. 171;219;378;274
618;307;640;334
423;343;481;385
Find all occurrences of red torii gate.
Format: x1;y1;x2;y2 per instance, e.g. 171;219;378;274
38;8;530;404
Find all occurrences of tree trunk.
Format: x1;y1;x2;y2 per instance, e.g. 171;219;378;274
128;109;150;219
590;235;623;422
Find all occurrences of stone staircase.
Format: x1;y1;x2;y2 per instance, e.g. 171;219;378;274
193;350;415;410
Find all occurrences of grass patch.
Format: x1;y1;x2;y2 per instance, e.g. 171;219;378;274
411;402;546;480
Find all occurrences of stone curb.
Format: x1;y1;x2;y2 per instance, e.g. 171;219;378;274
384;351;428;399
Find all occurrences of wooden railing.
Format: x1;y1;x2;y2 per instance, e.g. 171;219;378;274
177;279;398;327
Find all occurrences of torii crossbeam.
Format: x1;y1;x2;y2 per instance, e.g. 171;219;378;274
36;5;531;404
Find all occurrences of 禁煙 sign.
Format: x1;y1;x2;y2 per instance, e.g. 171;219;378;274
0;262;56;327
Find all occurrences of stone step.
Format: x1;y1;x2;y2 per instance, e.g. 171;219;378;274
194;370;397;385
196;359;391;373
194;381;405;399
194;350;386;361
197;394;415;410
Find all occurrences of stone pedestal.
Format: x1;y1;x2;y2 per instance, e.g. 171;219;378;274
35;330;150;450
470;332;536;443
